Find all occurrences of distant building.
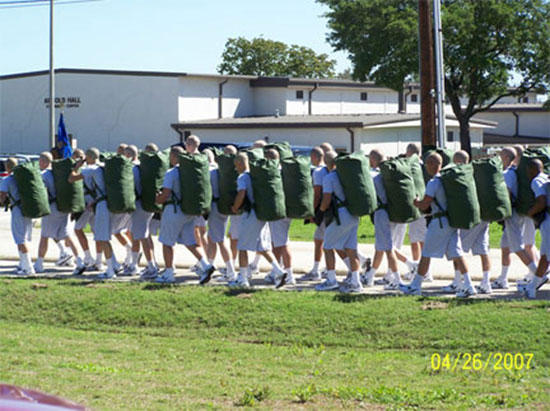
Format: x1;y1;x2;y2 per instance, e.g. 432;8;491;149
1;68;537;155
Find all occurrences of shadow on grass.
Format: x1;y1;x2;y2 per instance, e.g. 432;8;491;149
223;288;261;297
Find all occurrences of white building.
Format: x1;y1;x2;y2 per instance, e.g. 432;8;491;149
0;68;500;155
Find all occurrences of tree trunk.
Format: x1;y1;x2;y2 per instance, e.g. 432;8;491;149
459;118;472;156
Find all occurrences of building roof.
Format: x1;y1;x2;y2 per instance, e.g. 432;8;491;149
483;103;550;112
172;113;496;131
484;133;550;145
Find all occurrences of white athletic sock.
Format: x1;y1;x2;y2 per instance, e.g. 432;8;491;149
238;267;247;280
198;257;210;270
343;257;351;270
252;254;261;266
225;260;236;275
21;253;32;270
533;275;543;287
286;267;294;281
393;271;402;284
453;270;461;285
365;267;376;278
84;250;92;260
208;258;214;266
147;260;155;269
326;269;337;282
96;253;103;264
131;252;139;265
411;273;423;287
351;271;360;284
75;256;83;266
500;265;509;280
383;269;392;282
528;262;538;275
36;257;44;265
56;241;66;254
271;259;283;272
482;271;490;283
312;261;320;272
462;273;472;287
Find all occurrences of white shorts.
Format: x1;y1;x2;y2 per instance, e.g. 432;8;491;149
324;210;358;250
93;201;112;242
159;207;196;247
408;217;427;244
237;210;272;252
195;216;206;228
269;218;291;248
539;214;550;257
392;222;407;250
228;215;241;239
460;221;489;256
500;211;525;253
314;221;326;241
149;214;161;236
74;208;94;231
41;204;71;240
11;206;32;245
522;216;536;246
131;201;153;240
374;209;393;252
207;202;228;243
422;217;463;260
111;213;131;235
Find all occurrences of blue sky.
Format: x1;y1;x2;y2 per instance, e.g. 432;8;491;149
0;0;351;76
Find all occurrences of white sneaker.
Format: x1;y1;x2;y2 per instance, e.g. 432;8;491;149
476;282;493;294
522;280;538;299
216;272;237;283
491;277;509;290
248;263;259;276
83;256;95;268
155;270;175;283
55;253;73;267
320;268;328;279
315;279;340;291
274;272;288;289
518;275;548;292
140;266;159;281
190;263;201;276
264;271;276;284
456;284;477;298
72;264;87;276
403;271;415;281
342;272;352;285
298;270;321;282
98;270;116;280
339;281;363;293
424;271;434;282
361;270;375;287
121;264;139;276
399;282;422;296
374;272;392;286
33;262;44;274
441;282;461;293
17;266;35;276
384;280;401;291
199;265;215;285
228;275;250;288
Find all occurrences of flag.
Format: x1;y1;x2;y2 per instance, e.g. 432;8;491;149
57;113;73;159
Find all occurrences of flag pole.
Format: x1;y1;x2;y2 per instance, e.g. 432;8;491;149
49;0;55;149
433;0;446;148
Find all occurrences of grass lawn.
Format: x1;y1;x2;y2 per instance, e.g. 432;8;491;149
289;219;542;249
0;279;549;409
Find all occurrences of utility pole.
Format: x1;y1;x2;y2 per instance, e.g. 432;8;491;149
418;0;437;152
49;0;55;148
433;0;446;149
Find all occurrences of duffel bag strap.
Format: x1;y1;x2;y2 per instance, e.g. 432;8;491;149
432;196;447;229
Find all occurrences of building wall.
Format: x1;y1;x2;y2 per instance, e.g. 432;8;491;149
182;127;353;152
474;111;550;139
0;72;179;153
359;126;483;158
252;88;287;116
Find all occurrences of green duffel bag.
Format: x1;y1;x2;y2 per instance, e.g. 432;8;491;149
380;157;421;223
13;161;51;218
265;142;294;160
178;153;212;216
516;147;550;215
472;156;512;222
52;158;85;213
99;152;116;162
104;155;136;213
335;153;377;216
440;163;480;229
281;156;314;219
139;151;169;213
242;147;264;162
409;154;426;199
250;158;286;221
216;153;239;215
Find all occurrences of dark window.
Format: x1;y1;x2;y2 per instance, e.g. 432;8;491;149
411;94;418;103
523;97;529;103
296;90;304;99
360;92;368;101
447;131;454;142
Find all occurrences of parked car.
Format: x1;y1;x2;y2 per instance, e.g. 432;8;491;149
172;142;313;158
0;154;40;179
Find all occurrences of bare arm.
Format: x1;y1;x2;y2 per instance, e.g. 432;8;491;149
528;195;547;218
319;192;332;212
156;188;172;205
0;191;7;205
414;195;434;211
313;185;322;209
231;189;246;214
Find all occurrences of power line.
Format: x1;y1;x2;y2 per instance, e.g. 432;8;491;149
0;0;102;9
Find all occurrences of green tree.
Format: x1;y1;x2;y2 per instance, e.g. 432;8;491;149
319;0;550;153
218;37;336;78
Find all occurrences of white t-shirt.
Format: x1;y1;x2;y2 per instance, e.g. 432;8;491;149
163;167;181;200
237;171;254;204
425;175;447;215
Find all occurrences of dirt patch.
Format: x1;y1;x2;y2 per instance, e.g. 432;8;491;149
421;301;449;310
31;283;48;289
